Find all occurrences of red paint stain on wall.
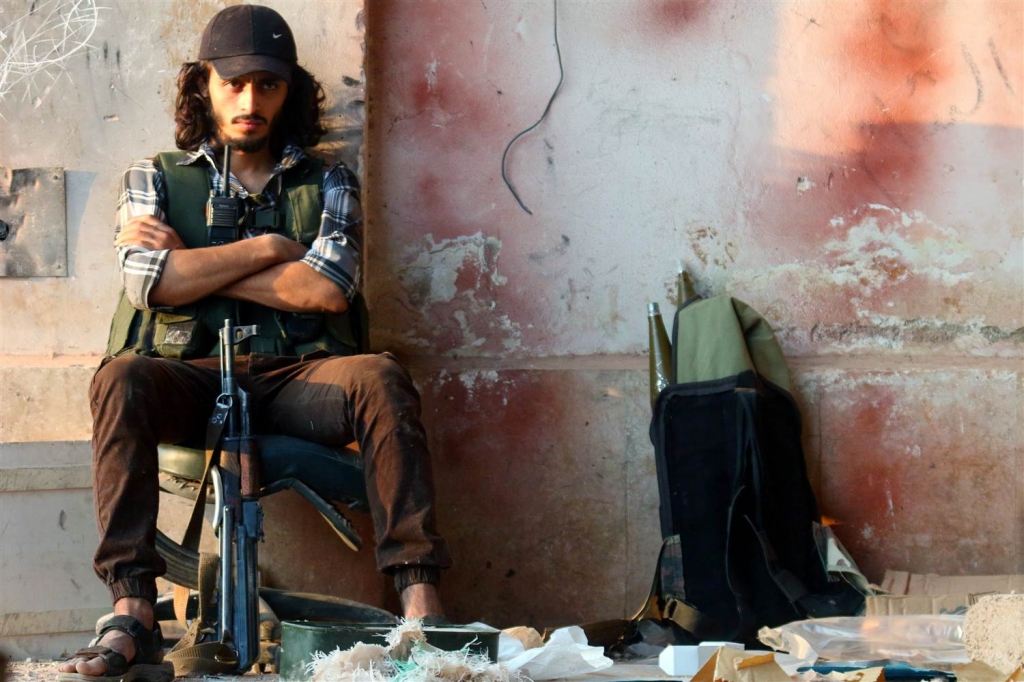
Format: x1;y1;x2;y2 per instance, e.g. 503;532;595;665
420;370;635;626
371;0;525;244
829;123;932;212
411;77;433;111
743;0;957;301
820;388;910;580
819;378;1021;580
846;0;949;82
648;0;712;30
834;0;951;211
368;0;573;356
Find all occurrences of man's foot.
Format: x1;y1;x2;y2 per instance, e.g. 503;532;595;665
58;599;152;677
400;583;445;620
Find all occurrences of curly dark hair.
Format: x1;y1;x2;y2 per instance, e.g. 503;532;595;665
173;60;328;153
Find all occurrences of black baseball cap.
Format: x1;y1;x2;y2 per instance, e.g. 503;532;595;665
198;5;297;83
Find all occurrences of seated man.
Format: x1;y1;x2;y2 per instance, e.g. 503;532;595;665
59;5;452;680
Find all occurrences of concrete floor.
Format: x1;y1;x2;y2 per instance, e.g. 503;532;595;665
6;660;679;682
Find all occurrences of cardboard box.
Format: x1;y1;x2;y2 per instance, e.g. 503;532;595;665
866;571;1024;616
691;648;790;682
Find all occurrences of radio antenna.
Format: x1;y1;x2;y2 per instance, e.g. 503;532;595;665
222;145;232;197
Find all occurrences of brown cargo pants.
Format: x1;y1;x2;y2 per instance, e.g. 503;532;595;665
89;351;452;605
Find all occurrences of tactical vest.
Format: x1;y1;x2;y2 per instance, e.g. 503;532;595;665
104;151;367;359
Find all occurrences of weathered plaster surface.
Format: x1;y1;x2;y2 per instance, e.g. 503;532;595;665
415;368;660;626
798;368;1023;578
367;0;1022;359
366;0;1023;626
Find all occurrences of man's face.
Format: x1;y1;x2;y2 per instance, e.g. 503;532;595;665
207;69;289;153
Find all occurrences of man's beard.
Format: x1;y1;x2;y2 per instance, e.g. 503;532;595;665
211;109;276;153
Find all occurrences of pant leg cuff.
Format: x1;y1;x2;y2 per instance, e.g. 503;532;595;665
393;565;441;594
108;577;158;605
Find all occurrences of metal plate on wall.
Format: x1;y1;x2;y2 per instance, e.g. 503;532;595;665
0;168;67;277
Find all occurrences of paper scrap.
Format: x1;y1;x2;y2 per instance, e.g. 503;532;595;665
504;626;613;681
504;627;543;652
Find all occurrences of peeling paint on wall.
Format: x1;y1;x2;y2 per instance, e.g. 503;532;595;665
726;187;1021;353
370;0;1022;359
400;232;506;305
381;232;524;354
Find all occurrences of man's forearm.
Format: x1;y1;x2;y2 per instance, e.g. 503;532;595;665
148;235;292;308
216;261;349;314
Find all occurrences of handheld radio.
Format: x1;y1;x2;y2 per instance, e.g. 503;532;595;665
206;145;249;245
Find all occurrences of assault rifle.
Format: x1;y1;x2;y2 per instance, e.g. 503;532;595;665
212;318;262;671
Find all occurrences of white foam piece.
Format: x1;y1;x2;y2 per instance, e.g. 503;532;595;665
658;646;700;676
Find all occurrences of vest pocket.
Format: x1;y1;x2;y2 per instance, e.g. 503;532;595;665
154;307;211;359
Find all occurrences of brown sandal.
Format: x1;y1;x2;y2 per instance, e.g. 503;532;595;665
58;615;174;682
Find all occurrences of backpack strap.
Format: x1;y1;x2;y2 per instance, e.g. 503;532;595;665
746;516;815;609
661;596;707;638
733;391;816;614
628;536;713;641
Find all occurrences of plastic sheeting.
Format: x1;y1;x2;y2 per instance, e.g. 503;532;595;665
759;616;968;666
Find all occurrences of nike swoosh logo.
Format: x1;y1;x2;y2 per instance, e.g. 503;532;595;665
273;33;282;39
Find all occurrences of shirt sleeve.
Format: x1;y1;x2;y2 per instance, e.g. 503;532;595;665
116;159;172;311
300;162;363;301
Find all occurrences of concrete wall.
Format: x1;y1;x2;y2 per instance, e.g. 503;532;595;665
0;0;1021;657
364;0;1022;627
0;0;368;658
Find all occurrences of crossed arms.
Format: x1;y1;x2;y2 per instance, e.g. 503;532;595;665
118;215;349;314
115;155;363;316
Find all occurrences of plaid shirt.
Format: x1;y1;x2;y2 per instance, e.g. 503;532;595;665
116;142;362;310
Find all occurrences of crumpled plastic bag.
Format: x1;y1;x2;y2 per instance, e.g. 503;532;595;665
759;615;969;666
504;626;614;680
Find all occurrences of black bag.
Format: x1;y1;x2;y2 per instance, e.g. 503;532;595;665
647;295;863;644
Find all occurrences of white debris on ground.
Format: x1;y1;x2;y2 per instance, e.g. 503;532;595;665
307;619;527;682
